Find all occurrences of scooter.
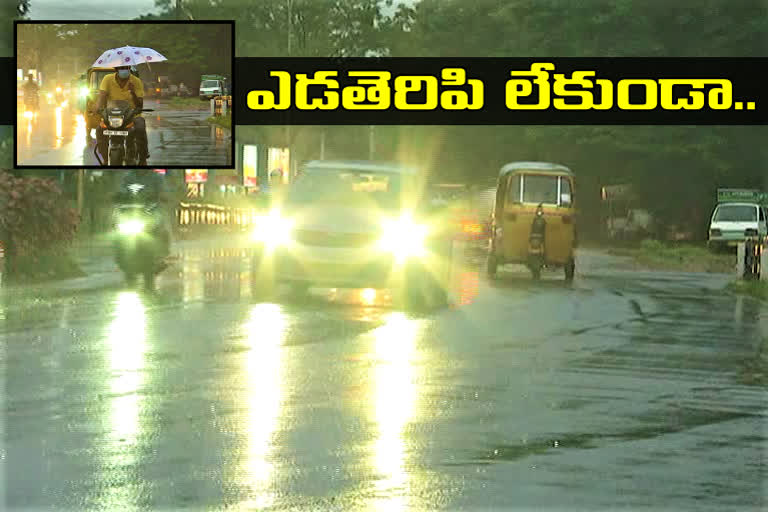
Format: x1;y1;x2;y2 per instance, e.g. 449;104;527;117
113;203;169;288
95;101;153;166
528;206;546;280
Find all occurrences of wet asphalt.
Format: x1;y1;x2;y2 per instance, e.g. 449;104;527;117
15;99;231;168
1;236;766;511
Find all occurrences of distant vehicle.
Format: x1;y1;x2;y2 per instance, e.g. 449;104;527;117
487;161;576;281
249;160;455;310
199;74;229;100
601;184;654;241
708;189;768;251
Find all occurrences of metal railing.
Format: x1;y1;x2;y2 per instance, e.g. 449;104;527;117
210;95;232;117
737;238;767;281
176;202;263;232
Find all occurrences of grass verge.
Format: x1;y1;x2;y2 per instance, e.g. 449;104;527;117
3;247;85;284
207;114;231;129
157;96;209;110
606;239;734;273
725;279;768;301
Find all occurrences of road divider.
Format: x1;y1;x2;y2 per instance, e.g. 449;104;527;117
736;239;767;281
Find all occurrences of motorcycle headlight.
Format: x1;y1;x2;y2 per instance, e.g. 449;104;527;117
108;116;124;128
118;219;145;235
252;210;293;248
79;87;89;97
378;214;428;263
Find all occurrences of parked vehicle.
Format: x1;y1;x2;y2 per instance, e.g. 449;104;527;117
199;74;229;100
708;189;768;251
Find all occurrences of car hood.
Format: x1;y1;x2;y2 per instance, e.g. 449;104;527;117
710;221;759;230
291;205;394;234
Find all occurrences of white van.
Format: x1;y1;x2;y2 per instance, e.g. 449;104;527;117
708;202;768;250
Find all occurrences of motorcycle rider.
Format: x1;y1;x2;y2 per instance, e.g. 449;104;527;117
22;73;39;110
91;65;149;165
114;169;172;258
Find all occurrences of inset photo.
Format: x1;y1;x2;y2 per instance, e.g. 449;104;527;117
15;20;234;169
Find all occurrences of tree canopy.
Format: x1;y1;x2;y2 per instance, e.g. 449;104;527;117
16;22;231;87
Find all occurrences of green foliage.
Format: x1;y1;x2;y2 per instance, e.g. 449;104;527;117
0;171;80;264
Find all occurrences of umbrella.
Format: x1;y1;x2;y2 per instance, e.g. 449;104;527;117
91;46;168;68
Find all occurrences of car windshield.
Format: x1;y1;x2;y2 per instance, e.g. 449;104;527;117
201;80;219;87
713;204;757;222
285;168;403;209
522;174;559;204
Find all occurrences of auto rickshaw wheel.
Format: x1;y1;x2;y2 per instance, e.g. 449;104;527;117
565;258;575;281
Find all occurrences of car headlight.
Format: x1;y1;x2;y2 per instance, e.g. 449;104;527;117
108;116;124;128
118;219;145;235
378;214;428;262
252;210;293;247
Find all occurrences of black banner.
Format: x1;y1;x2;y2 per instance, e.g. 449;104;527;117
234;57;766;125
4;57;767;125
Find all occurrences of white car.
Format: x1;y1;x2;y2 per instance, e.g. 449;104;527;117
708;202;768;250
250;160;455;309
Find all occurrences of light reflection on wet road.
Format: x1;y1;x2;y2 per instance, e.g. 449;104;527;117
2;239;766;511
15;99;231;167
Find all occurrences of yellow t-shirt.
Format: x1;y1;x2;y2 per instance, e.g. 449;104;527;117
99;73;144;114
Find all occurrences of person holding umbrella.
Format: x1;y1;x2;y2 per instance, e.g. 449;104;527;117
88;46;168;166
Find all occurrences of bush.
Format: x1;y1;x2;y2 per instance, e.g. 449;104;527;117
640;239;665;252
0;171;80;278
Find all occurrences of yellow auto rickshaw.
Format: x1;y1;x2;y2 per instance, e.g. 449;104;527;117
487;161;577;281
83;66;115;133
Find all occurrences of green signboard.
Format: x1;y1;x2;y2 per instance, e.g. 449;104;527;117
717;188;767;205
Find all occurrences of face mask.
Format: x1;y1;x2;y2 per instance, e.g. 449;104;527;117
117;69;130;79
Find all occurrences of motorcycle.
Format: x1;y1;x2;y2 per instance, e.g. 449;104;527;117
95;100;153;166
23;93;39;117
527;205;547;280
112;202;169;288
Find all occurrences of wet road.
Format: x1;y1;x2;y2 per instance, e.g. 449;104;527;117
15;99;231;167
2;238;766;511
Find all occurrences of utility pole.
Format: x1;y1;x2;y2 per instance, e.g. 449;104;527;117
368;125;375;160
77;169;84;217
284;0;293;160
320;130;326;160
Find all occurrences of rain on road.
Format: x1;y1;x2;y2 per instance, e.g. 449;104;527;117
2;238;766;511
15;99;231;167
